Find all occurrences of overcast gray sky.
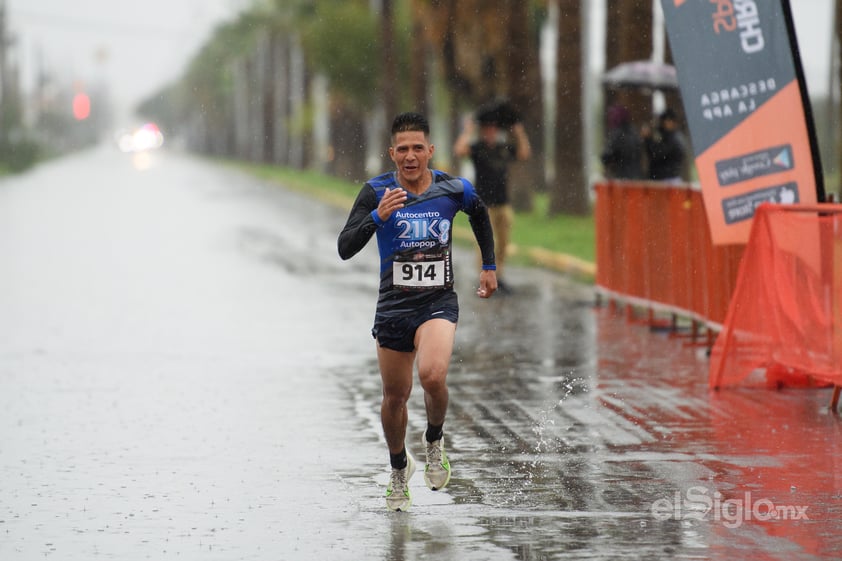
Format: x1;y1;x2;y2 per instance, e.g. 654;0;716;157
5;0;837;124
7;0;249;122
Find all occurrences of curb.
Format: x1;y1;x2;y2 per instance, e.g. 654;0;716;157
452;225;596;283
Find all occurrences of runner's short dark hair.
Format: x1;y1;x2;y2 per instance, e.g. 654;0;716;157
391;112;430;139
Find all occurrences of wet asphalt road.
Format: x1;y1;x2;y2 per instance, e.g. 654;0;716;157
1;146;840;560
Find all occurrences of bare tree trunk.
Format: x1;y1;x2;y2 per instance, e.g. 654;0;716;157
259;32;274;163
552;0;588;215
603;0;653;128
381;0;397;168
272;34;290;166
409;0;429;115
251;32;269;163
289;37;310;169
232;57;251;161
505;0;543;212
330;100;367;183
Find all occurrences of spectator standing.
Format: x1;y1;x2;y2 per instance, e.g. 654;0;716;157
600;104;643;180
453;102;531;292
642;108;687;182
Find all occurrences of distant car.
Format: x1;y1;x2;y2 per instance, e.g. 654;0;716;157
116;123;164;153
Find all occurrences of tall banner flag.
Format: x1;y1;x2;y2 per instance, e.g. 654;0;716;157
660;0;825;245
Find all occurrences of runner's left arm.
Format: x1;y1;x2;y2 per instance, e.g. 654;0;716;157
461;180;496;270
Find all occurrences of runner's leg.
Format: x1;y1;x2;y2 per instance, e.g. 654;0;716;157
377;345;415;455
490;204;513;279
414;318;456;426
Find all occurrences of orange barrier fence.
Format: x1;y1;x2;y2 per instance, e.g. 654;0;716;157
593;180;745;333
710;203;842;390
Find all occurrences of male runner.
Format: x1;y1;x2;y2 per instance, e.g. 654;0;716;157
338;112;497;511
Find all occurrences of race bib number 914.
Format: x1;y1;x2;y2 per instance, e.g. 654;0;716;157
392;260;445;288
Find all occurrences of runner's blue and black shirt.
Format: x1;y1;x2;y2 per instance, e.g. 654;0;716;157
338;169;496;318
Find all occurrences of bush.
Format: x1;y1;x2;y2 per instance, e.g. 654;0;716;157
0;138;41;173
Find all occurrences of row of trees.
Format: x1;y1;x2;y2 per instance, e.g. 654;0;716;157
138;0;668;216
137;0;842;212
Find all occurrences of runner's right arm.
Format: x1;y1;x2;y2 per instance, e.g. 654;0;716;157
338;185;379;260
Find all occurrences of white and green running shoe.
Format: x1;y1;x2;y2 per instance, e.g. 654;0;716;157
422;433;451;490
385;452;416;511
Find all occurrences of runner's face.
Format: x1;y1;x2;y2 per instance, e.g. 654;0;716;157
389;131;434;186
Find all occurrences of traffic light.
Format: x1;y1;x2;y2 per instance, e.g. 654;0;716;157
72;93;91;121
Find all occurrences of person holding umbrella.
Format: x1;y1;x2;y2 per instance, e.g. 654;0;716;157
601;104;644;180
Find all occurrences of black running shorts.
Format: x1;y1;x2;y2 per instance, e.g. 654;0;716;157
371;291;459;352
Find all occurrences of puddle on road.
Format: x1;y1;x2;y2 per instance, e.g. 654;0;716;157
336;265;842;560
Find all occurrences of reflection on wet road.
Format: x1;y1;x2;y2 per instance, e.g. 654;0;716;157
1;147;839;560
338;265;842;560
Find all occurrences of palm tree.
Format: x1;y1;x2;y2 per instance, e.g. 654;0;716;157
412;0;541;203
419;0;510;104
300;1;379;181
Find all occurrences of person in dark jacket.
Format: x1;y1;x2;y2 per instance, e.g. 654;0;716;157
642;108;687;182
600;104;643;180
